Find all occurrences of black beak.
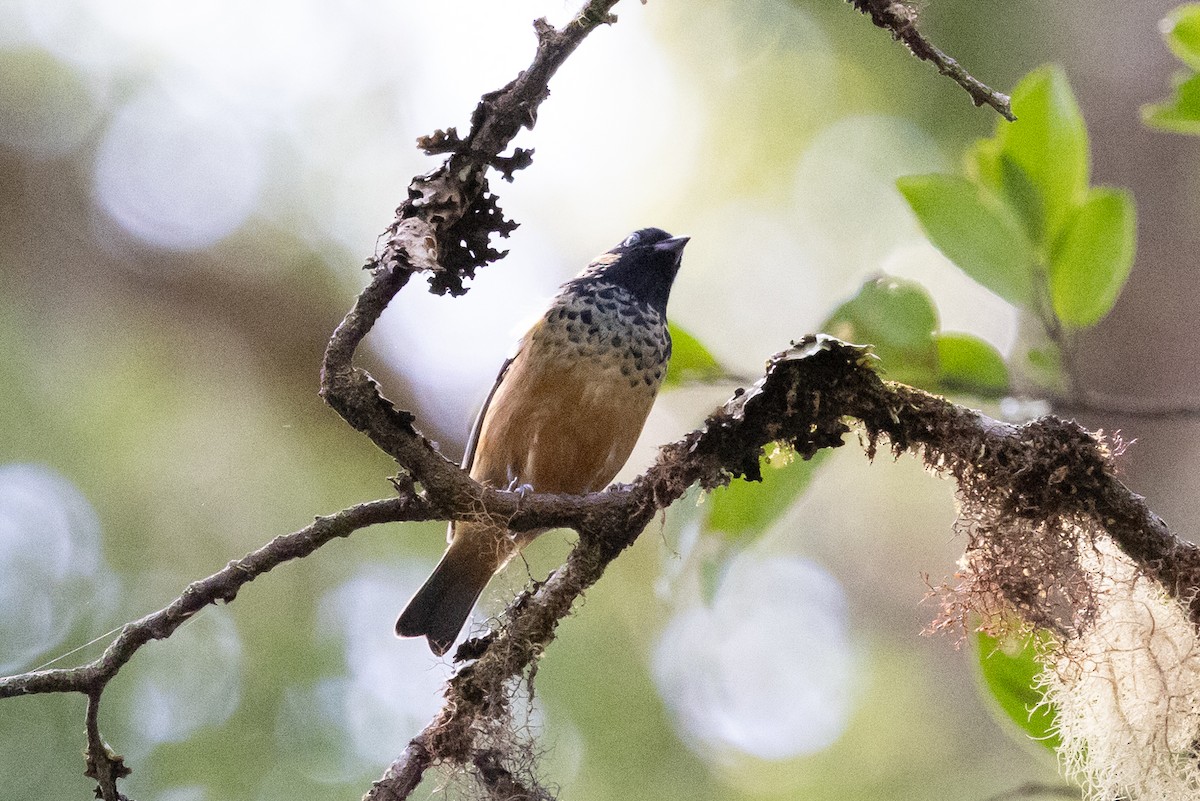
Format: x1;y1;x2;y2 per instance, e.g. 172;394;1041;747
654;235;689;256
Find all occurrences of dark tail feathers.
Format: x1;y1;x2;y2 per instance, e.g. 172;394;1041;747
395;538;495;656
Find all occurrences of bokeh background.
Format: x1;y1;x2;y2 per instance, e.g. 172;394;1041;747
2;0;1198;799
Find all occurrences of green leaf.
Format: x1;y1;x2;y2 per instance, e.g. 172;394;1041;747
1143;6;1200;134
964;138;1002;192
825;276;938;349
824;276;938;388
898;174;1037;309
996;154;1046;245
964;142;1045;244
977;630;1060;751
1143;71;1200;134
665;323;727;386
706;449;828;543
1026;346;1061;372
1164;3;1200;70
1048;187;1137;329
996;65;1090;245
935;333;1010;398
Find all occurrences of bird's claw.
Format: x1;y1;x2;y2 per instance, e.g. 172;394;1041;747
506;479;535;499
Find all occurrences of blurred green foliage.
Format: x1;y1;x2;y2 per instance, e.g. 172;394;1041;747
706;449;830;545
1144;4;1200;133
665;323;731;386
694;61;1147;767
825;276;939;387
824;276;1009;398
935;333;1009;398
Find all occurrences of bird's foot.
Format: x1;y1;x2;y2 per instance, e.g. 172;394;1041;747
505;478;535;499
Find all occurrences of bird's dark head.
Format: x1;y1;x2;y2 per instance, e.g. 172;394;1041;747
584;227;689;313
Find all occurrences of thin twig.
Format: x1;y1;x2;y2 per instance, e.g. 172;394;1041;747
848;0;1015;120
0;496;429;699
85;690;130;801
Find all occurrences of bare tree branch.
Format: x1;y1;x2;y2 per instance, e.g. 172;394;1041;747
85;690;130;801
320;0;624;458
0;496;429;701
0;3;627;797
367;735;434;801
847;0;1016;120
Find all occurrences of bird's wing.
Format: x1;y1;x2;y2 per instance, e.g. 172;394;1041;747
462;349;519;473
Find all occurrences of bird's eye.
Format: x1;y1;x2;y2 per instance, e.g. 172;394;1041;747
622;232;641;248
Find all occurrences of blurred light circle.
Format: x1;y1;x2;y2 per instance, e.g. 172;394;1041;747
125;608;243;746
274;679;362;785
653;554;859;760
0;463;114;673
670;201;828;375
92;84;264;251
0;47;107;158
303;565;454;766
793;115;947;273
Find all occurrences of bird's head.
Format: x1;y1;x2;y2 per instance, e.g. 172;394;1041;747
584;227;689;313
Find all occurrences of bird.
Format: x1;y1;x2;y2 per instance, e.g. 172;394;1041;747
395;227;689;655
